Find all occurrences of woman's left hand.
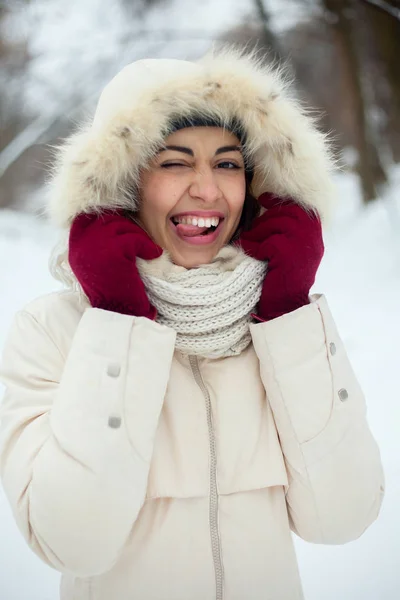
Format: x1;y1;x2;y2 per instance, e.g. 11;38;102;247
238;192;324;321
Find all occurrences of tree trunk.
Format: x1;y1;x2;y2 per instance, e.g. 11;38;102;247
253;0;282;57
363;0;400;162
323;0;387;202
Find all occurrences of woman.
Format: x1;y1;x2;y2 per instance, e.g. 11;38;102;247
0;48;384;600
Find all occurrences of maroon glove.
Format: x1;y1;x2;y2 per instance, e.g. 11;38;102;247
238;192;324;321
69;211;163;318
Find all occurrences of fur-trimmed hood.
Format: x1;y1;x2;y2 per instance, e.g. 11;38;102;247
47;47;336;230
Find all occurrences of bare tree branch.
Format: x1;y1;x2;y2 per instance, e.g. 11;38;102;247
0;114;60;178
254;0;272;27
362;0;400;20
253;0;280;55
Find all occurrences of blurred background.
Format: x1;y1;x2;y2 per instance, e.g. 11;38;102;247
2;0;400;210
0;1;399;599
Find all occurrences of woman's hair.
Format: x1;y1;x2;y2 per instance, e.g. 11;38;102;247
230;181;260;243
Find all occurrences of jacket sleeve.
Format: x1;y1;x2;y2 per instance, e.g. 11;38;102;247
0;307;176;576
250;294;385;545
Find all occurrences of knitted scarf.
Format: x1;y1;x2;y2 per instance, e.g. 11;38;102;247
137;246;267;359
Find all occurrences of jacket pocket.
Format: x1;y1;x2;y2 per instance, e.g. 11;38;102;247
60;574;95;600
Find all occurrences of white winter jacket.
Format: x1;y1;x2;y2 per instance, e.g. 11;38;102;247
0;290;384;600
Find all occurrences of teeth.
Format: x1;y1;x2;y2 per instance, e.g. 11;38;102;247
173;216;221;227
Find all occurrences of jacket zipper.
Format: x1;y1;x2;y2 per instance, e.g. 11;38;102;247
189;355;224;600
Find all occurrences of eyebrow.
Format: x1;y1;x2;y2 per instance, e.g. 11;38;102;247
159;145;242;157
215;145;242;156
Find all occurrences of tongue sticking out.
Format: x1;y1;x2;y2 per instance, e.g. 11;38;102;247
175;223;210;237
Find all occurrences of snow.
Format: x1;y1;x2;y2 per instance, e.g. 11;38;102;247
2;0;251;120
266;0;322;33
0;171;399;599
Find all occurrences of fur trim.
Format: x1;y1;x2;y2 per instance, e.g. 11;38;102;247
46;47;336;230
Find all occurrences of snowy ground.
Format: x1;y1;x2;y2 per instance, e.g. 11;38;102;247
0;172;399;599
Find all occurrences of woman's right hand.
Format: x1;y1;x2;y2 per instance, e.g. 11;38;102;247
69;211;163;318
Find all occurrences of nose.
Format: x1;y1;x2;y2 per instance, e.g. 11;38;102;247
189;167;220;204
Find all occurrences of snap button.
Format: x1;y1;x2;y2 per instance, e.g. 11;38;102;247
329;342;337;356
108;416;122;429
338;388;349;401
107;363;121;378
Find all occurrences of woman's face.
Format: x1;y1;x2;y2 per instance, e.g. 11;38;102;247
137;127;246;268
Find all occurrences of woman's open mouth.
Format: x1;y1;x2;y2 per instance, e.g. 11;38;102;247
169;215;225;245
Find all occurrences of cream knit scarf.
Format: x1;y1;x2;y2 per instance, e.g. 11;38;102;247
137;246;267;359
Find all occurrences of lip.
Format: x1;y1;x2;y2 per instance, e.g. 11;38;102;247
169;217;225;246
170;210;225;219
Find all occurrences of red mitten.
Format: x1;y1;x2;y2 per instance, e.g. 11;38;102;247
238;192;324;321
69;211;163;318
